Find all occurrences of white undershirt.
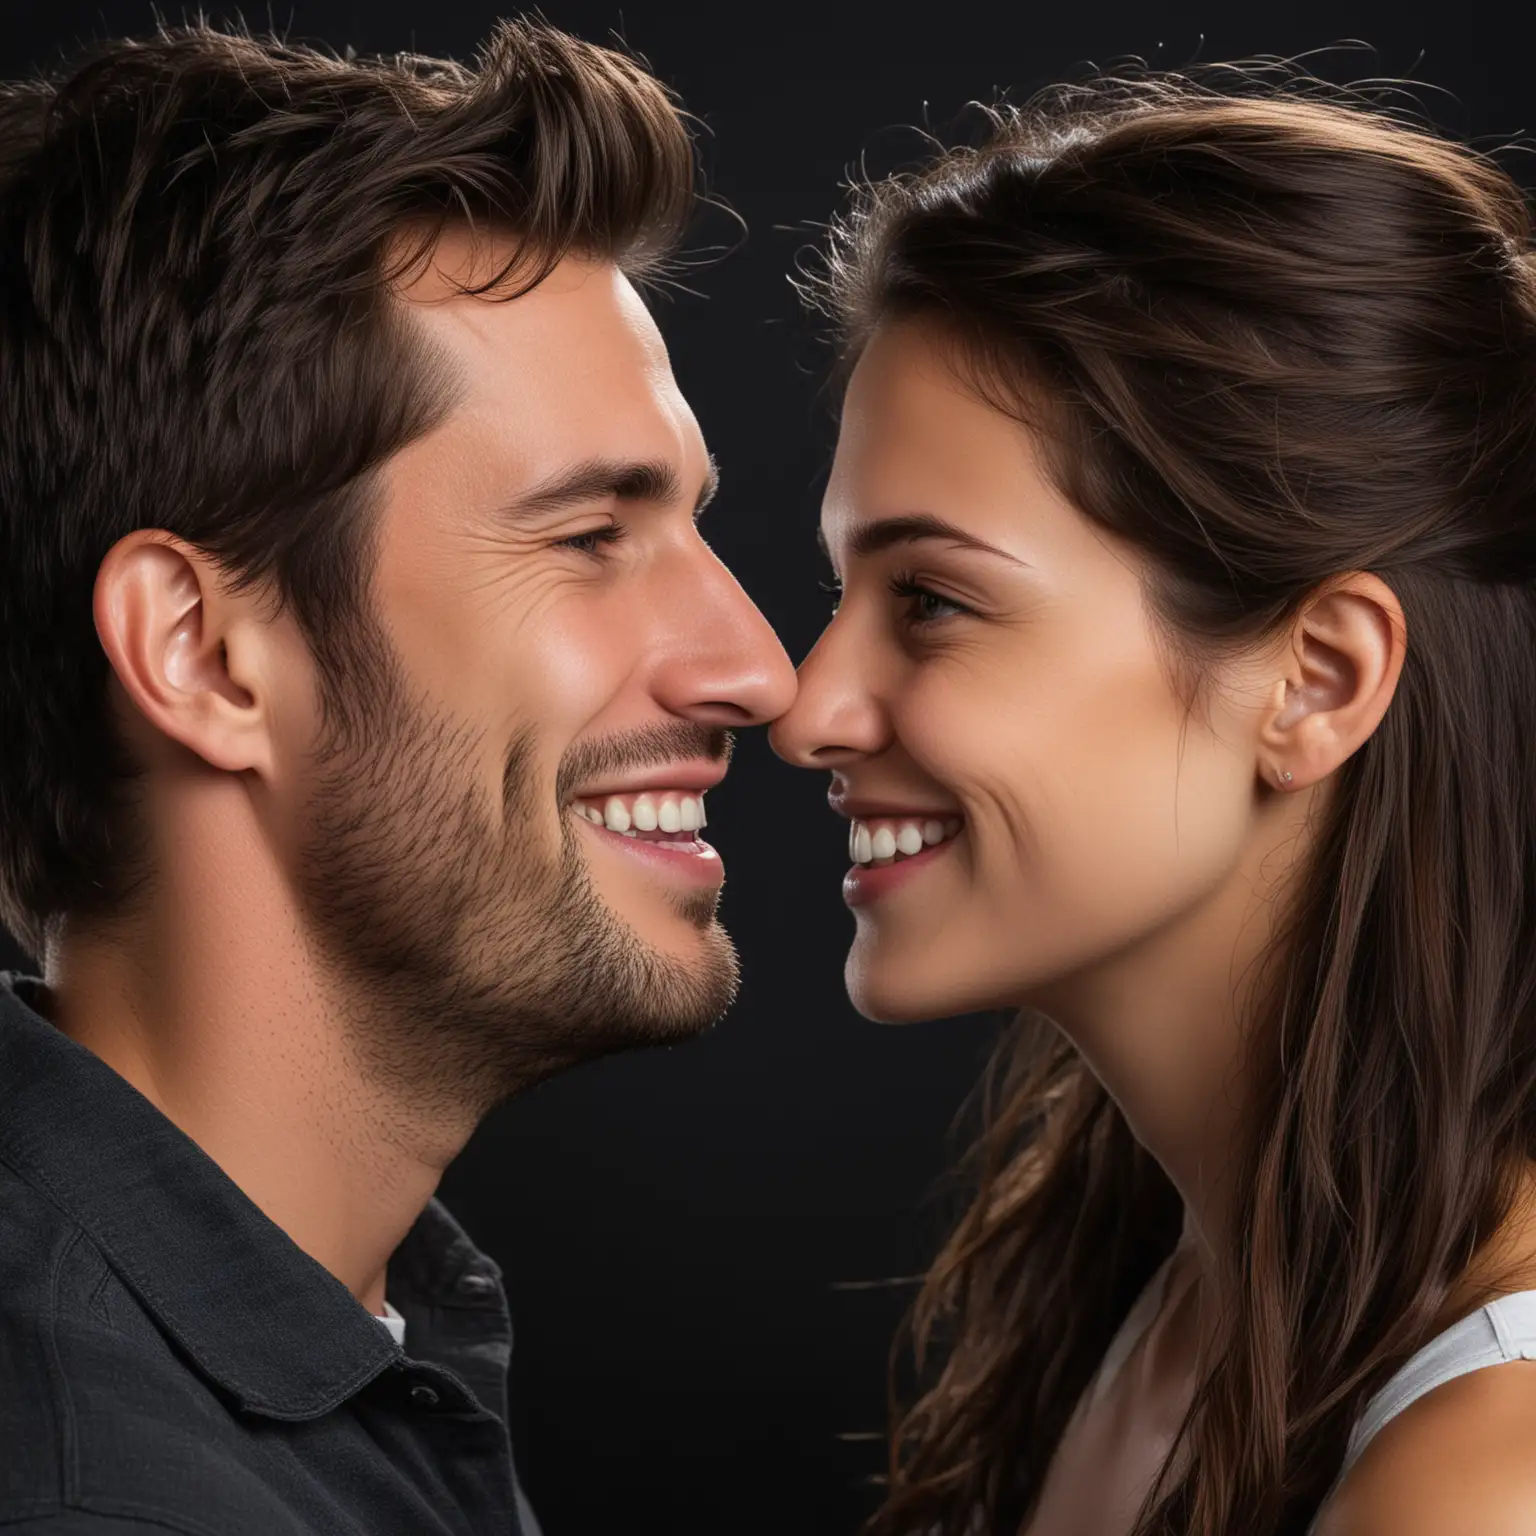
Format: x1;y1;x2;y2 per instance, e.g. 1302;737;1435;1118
372;1298;407;1348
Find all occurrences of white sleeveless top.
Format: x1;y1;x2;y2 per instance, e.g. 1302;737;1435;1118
1093;1250;1536;1532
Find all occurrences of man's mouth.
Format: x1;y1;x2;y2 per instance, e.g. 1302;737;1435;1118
568;789;707;840
567;789;722;882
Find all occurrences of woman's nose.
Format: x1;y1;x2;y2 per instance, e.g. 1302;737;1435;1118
768;628;889;769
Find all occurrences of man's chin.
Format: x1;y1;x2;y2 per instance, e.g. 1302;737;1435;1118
573;897;739;1029
536;951;738;1087
636;921;740;1034
600;875;722;938
672;885;725;932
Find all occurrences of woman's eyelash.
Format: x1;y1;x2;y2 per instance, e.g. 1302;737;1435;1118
816;571;972;626
888;570;970;625
555;522;628;557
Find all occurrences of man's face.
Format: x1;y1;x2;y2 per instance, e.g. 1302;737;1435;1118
288;233;795;1112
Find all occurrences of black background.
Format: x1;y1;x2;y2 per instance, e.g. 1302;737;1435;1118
3;2;1534;1532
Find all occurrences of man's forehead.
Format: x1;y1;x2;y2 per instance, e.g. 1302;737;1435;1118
397;244;662;371
390;222;614;303
386;237;701;502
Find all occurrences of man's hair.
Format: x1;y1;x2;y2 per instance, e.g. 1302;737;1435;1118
0;17;697;962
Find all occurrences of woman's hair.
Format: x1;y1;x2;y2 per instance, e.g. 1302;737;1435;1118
801;66;1536;1536
0;17;696;963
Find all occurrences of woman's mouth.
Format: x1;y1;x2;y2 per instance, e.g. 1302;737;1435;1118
843;814;964;908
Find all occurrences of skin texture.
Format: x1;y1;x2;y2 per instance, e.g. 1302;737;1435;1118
769;317;1536;1531
1314;1354;1536;1536
34;232;796;1319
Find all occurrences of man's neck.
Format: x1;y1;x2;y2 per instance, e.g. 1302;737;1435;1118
35;924;466;1315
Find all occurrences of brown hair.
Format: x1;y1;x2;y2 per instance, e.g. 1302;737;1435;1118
0;16;696;962
802;67;1536;1535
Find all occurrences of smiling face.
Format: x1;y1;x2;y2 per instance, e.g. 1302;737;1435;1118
284;233;796;1108
769;319;1282;1027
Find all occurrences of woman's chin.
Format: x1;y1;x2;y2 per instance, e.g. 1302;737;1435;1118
845;954;1010;1025
847;991;934;1025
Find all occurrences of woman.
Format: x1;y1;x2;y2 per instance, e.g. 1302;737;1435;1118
769;69;1536;1536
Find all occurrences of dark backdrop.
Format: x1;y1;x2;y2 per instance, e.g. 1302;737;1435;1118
3;2;1534;1532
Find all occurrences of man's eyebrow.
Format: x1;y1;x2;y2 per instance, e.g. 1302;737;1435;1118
503;454;720;519
816;513;1028;566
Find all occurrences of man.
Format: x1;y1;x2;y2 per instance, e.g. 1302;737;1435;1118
0;15;795;1534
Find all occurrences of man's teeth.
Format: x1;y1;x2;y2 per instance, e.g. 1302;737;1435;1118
570;791;708;837
849;816;963;866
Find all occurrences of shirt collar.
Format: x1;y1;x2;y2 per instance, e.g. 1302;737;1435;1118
0;970;492;1419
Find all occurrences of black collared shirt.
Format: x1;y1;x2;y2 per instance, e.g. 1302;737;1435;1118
0;971;542;1536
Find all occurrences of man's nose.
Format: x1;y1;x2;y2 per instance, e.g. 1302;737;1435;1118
653;559;797;728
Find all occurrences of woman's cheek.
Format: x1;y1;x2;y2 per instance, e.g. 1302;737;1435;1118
893;665;1013;779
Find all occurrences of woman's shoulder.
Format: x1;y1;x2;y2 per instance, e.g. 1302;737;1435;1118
1314;1359;1536;1536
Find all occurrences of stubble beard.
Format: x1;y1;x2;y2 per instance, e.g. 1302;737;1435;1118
289;636;740;1119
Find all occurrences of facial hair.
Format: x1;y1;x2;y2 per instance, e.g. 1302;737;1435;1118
287;617;740;1120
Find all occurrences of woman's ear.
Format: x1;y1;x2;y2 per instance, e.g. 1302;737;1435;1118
1255;572;1408;792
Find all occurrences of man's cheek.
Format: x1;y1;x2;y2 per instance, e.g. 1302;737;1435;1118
526;599;645;723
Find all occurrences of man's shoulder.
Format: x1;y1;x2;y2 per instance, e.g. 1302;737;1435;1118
0;1148;121;1401
0;1511;212;1534
0;1143;87;1296
0;1160;304;1535
0;1505;250;1535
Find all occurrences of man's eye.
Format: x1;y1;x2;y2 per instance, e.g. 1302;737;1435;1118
555;523;628;557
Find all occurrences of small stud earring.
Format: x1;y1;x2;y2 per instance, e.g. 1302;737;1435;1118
1279;770;1293;785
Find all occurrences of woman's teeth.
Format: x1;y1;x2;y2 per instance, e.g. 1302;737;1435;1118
571;790;707;839
849;816;963;866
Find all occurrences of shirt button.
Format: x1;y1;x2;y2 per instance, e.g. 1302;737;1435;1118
409;1384;440;1409
457;1273;496;1298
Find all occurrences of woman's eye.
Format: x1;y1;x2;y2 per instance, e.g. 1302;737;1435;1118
815;572;972;628
888;572;971;627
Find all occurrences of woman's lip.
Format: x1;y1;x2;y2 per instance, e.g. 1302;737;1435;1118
830;796;966;822
842;833;959;908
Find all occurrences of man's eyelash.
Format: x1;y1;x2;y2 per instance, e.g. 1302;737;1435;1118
555;522;628;557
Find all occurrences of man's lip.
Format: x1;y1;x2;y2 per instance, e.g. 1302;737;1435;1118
828;791;966;822
567;764;728;801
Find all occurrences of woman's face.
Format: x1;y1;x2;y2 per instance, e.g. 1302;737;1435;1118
769;319;1283;1026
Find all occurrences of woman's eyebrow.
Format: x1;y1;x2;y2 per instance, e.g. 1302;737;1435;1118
817;513;1029;566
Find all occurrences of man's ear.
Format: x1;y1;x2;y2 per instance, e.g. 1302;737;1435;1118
93;530;275;778
1254;571;1407;792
